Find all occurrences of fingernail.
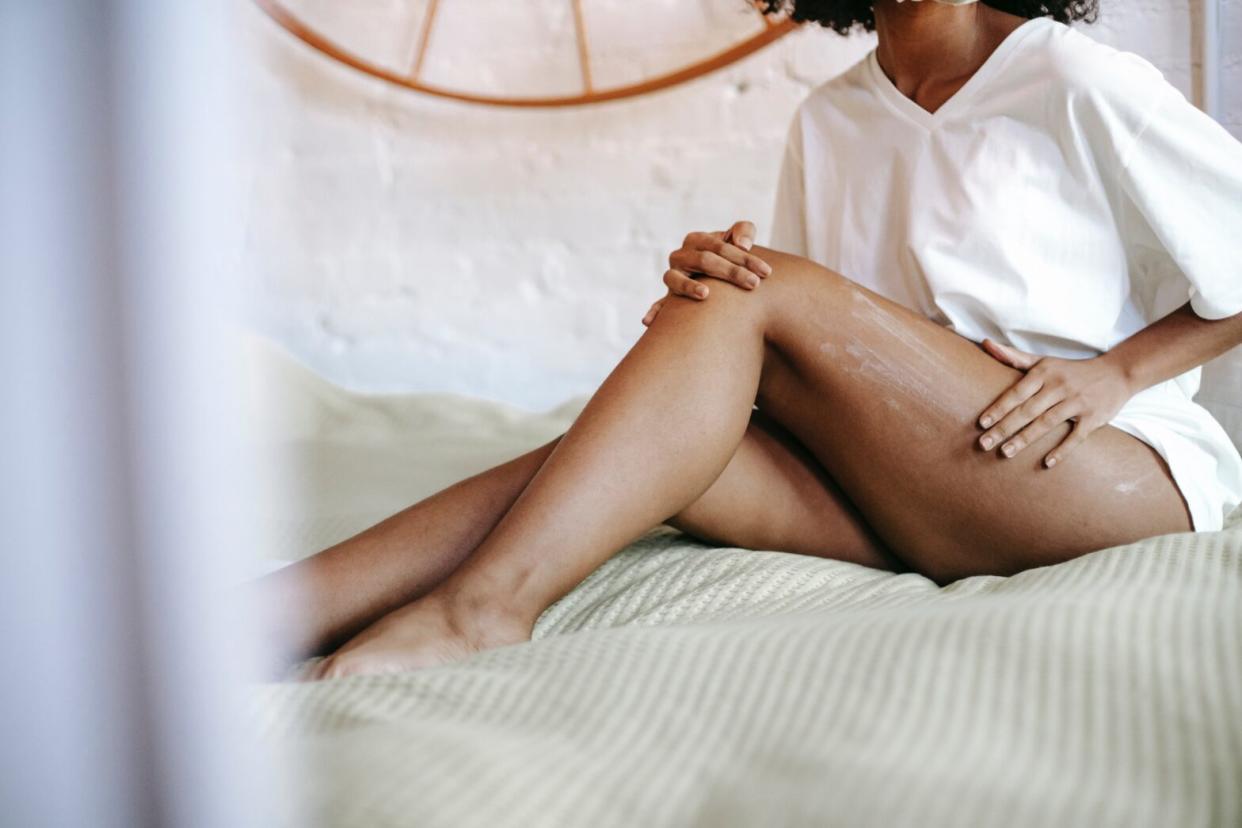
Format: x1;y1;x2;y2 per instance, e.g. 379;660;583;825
746;276;758;288
1046;457;1057;468
696;286;707;298
1002;444;1016;457
760;262;772;276
980;436;994;450
980;415;992;428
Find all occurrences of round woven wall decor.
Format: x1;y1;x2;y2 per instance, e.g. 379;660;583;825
255;0;799;107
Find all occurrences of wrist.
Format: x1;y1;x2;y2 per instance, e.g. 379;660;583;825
1100;348;1143;395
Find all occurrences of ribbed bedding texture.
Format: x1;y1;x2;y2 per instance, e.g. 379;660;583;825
248;340;1242;827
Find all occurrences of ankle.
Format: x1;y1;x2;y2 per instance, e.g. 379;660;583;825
428;581;538;648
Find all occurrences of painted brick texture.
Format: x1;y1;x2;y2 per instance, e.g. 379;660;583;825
241;0;1241;408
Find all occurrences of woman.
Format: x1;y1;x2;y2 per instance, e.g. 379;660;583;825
260;0;1242;679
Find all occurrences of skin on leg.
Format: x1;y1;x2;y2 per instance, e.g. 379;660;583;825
265;414;896;666
253;439;561;661
327;275;783;674
668;409;903;572
736;247;1192;583
312;246;1190;678
305;412;899;679
308;271;856;678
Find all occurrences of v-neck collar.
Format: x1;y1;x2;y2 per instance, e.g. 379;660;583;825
865;16;1049;130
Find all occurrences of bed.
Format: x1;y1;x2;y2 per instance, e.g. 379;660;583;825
248;339;1242;827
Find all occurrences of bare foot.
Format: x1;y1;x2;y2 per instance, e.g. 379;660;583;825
306;592;532;680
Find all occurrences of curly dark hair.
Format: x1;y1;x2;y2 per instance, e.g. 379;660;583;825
758;1;1098;36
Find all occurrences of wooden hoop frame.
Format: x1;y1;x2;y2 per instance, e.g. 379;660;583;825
254;0;799;107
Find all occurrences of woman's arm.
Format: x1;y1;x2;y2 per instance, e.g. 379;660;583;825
972;301;1242;469
1102;301;1242;392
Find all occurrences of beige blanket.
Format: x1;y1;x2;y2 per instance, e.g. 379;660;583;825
250;341;1242;827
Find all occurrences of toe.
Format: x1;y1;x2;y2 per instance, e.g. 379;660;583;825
296;656;330;682
321;653;365;680
320;650;400;680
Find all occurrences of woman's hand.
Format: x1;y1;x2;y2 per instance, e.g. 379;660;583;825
974;338;1136;469
641;220;772;327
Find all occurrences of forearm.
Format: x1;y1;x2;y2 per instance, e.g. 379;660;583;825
1102;301;1242;393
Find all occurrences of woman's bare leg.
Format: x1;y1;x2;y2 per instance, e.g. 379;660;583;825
665;409;897;566
261;415;896;664
313;247;1190;679
255;439;560;662
307;266;792;678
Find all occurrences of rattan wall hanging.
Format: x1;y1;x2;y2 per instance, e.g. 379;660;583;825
255;0;799;107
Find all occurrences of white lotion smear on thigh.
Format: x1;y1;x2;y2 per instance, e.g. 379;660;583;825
836;338;956;421
826;290;960;418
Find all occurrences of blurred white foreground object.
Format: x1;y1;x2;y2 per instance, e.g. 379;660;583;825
0;1;281;825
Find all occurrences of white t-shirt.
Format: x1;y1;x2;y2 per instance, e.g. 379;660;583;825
769;16;1242;531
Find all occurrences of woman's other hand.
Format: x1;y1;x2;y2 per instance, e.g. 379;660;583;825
641;220;772;327
974;338;1136;469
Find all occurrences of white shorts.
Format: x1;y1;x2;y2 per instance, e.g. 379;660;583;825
1107;380;1242;533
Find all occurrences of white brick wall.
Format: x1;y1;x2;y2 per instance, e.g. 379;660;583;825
240;0;1242;409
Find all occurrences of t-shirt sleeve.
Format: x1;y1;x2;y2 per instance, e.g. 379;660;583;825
767;114;808;258
1118;82;1242;320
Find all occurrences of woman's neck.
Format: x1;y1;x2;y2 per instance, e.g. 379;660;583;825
872;1;1024;110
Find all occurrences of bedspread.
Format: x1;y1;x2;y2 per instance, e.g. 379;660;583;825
247;339;1242;828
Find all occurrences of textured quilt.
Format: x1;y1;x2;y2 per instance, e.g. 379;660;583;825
248;341;1242;828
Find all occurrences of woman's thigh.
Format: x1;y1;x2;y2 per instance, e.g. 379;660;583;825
669;409;906;573
735;247;1192;583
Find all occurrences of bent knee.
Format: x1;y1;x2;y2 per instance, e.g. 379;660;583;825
752;246;849;284
749;247;857;307
654;247;855;332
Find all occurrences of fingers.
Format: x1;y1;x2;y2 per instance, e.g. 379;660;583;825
1043;418;1093;469
727;220;757;250
991;400;1077;460
674;230;771;288
978;371;1046;432
698;237;772;281
973;351;1111;468
669;246;769;290
641;297;665;327
710;232;771;278
663;268;707;299
982;337;1040;371
978;386;1062;457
